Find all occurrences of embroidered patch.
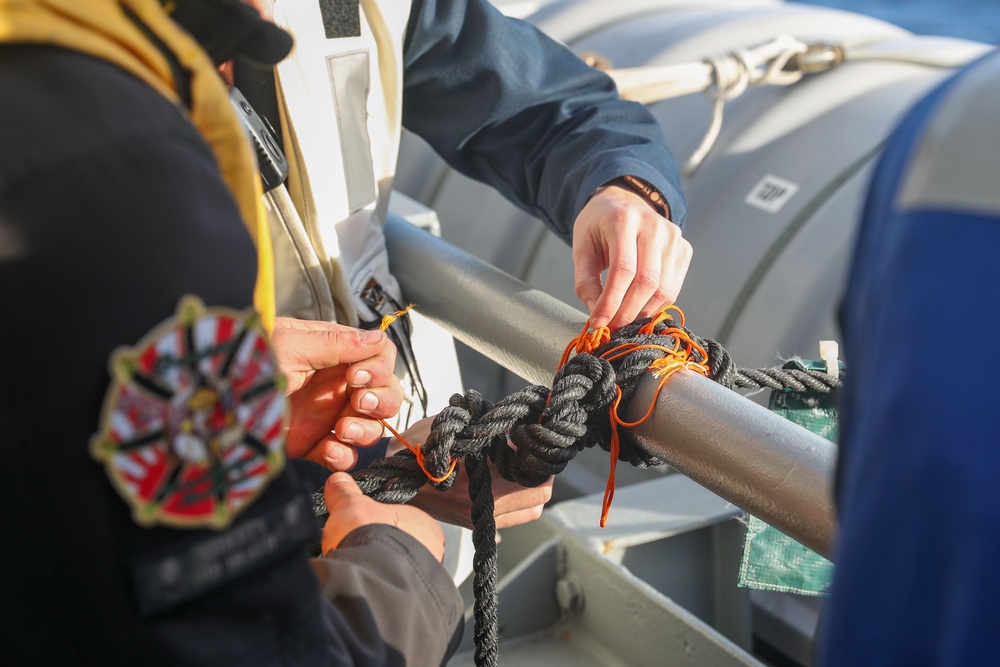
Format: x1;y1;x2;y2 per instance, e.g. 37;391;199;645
318;0;361;39
90;296;287;530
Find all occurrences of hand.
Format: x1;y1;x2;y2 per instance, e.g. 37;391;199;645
572;183;692;330
388;417;554;530
322;472;446;561
270;317;402;470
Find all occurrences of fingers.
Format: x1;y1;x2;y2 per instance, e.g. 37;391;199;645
637;233;691;321
292;373;404;471
493;476;553;529
336;411;388;447
315;439;360;472
495;506;546;529
573;239;608;319
284;365;399;454
605;218;692;329
593;228;644;330
573;186;692;330
349;376;404;418
408;462;553;530
301;427;381;471
277;317;405;467
324;470;364;504
292;406;398;471
274;321;392;370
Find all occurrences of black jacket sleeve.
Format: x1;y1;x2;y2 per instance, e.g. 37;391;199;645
401;0;686;241
312;524;465;667
0;44;460;667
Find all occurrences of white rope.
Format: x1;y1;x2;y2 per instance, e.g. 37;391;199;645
685;36;807;174
845;36;993;69
605;35;812;174
607;35;809;104
601;34;992;174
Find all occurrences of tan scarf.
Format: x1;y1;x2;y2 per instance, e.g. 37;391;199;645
0;0;277;331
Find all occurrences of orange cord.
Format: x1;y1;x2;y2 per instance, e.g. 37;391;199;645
374;305;460;484
380;417;458;484
561;306;710;527
370;304;707;500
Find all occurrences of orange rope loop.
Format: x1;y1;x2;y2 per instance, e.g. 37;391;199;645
559;319;612;367
638;303;686;335
378;416;458;484
561;306;709;527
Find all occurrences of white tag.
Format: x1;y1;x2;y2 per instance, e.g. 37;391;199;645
745;175;800;213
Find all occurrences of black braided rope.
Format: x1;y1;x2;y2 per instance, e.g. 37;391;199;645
311;315;841;667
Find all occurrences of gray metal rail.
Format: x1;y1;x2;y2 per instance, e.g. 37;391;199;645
385;216;838;558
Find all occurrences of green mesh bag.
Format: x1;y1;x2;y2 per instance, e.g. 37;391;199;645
737;359;836;597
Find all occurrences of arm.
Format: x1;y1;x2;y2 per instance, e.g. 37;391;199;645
402;0;690;328
0;45;452;666
312;474;464;666
0;46;319;663
272;323;465;664
402;0;685;237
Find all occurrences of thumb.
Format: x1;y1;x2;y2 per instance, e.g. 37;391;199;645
324;471;364;508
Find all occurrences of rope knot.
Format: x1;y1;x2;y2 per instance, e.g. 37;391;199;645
561;323;611;365
329;302;843;667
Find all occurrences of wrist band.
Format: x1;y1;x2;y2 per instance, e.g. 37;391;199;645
610;175;669;218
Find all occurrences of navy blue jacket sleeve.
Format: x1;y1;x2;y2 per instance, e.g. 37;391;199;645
401;0;686;242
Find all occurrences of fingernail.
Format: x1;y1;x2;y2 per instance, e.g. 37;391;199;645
341;423;361;442
351;370;372;387
359;392;379;413
361;330;384;344
325;449;344;467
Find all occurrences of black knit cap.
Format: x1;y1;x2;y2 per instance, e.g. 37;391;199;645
166;0;293;66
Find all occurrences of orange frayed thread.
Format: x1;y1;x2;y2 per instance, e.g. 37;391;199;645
561;306;710;527
375;305;459;484
378;305;415;331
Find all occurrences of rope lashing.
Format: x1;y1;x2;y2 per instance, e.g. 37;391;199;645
684;36;809;174
559;306;711;526
380;417;458;484
595;32;985;174
312;305;841;667
597;36;845;174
